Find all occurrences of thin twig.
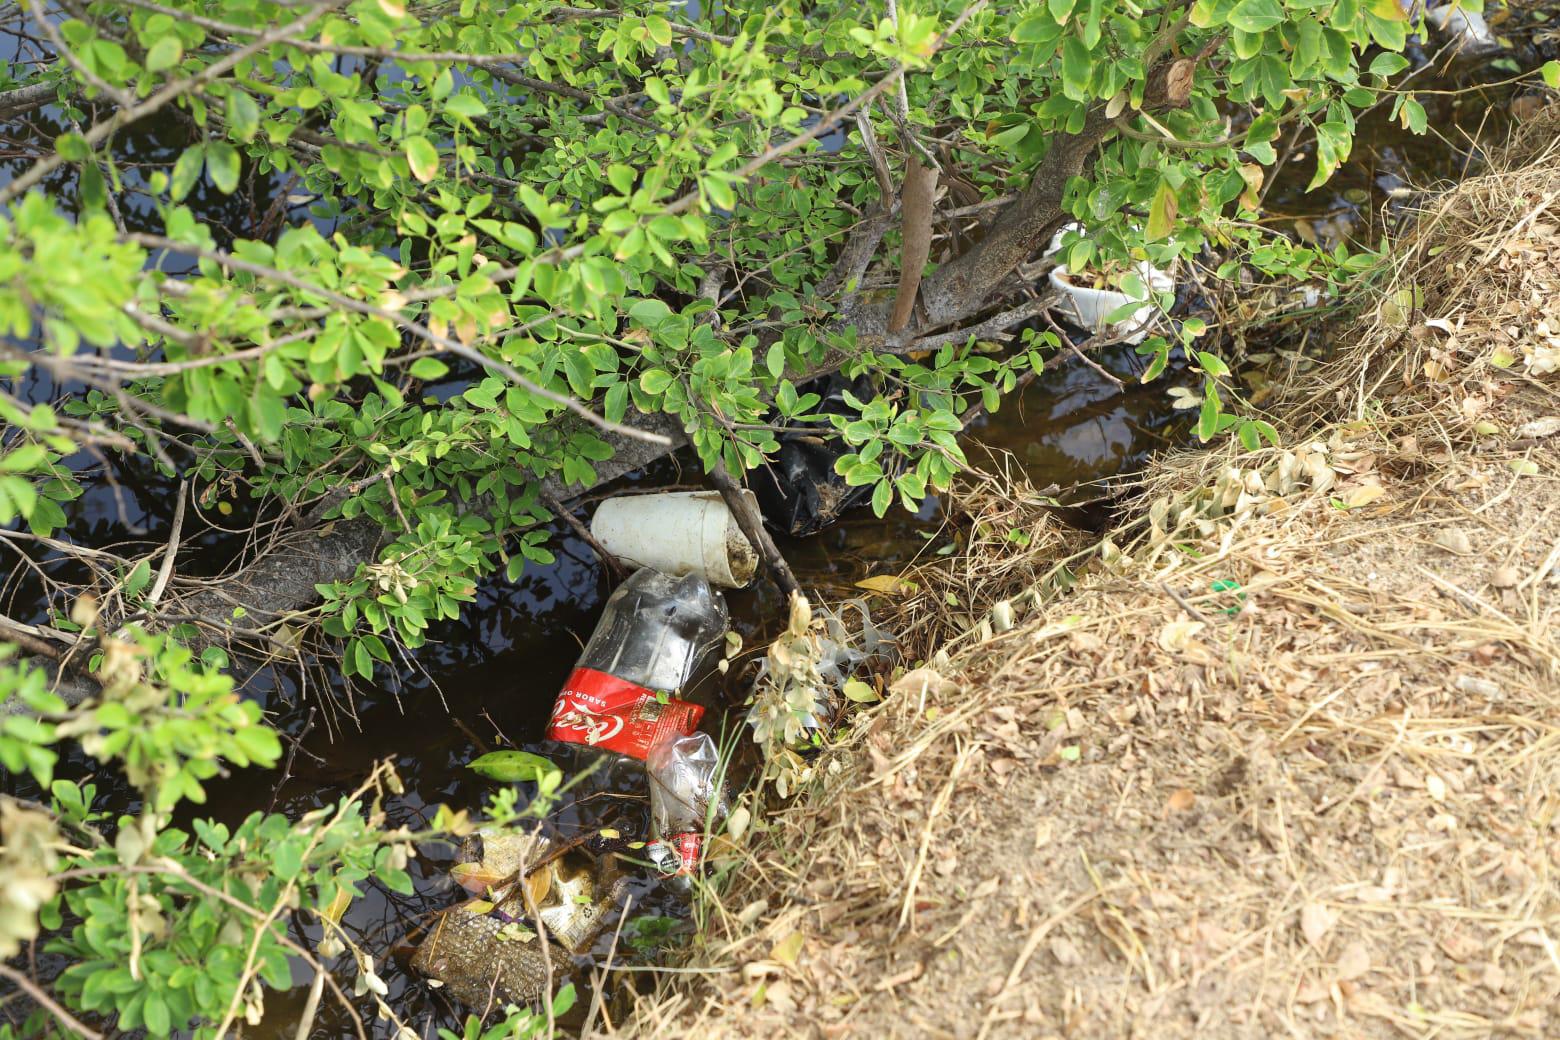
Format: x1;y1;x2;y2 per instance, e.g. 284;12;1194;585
540;489;625;580
267;707;316;814
517;822;558;1036
582;893;635;1036
1159;581;1211;625
291;969;326;1040
708;461;800;599
145;481;187;609
126;233;670;447
0;0;347;205
0;964;105;1040
1054;324;1125;388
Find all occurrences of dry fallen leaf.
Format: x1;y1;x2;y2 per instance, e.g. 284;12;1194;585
1455;674;1502;698
1433;527;1474;555
855;574;911;596
1514;416;1560;439
1440;932;1482;962
1336;941;1371;981
1301;903;1338;948
1294;976;1330;1004
727;805;751;843
1157;619;1206;652
1049;936;1083;966
889;157;936;333
769;930;805;967
891;667;959;699
1341;483;1386;509
1490;565;1522;588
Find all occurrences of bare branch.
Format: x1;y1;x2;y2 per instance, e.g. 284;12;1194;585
889;157;937;333
0;964;105;1040
145;481;187;609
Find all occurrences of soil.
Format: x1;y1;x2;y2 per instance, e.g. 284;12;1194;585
612;117;1560;1038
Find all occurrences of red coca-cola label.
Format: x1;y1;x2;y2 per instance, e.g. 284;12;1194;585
668;832;701;874
648;833;703;876
545;667;703;760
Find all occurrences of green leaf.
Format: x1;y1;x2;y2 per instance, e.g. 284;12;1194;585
144;35;182;73
1146;180;1178;241
639;369;673;394
170;144;204;201
1399;96;1427;136
123;559;152;601
1228;0;1284;33
1544;61;1560;89
1237;421;1260;451
1060;36;1092;100
562;348;594;398
1197;389;1220;442
871;478;892;517
551;984;578;1017
227;90;261;142
205;142;240;195
142;991;170;1036
1368;52;1411;78
408;357;449;380
55;132;91;162
0;443;45;472
1140;344;1169;383
843;679;881;703
272;839;303;881
468;750;559;783
405;136;438;183
1195;351;1230;379
703;174;736;211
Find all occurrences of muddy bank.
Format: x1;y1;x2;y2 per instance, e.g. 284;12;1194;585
613;114;1560;1039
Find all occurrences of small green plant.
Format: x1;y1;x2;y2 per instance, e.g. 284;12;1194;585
437;986;578;1040
0;632;537;1038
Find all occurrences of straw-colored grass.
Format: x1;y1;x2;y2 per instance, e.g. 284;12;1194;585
605;109;1560;1039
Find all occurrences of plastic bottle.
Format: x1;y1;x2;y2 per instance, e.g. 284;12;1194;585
646;731;729;877
545;568;729;764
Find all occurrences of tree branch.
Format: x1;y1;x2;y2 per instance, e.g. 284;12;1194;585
0;964;105;1040
126;233;670;446
0;0;346;206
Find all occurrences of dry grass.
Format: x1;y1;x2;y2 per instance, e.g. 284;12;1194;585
605;112;1560;1040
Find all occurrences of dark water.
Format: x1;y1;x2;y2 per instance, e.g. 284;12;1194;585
3;10;1555;1035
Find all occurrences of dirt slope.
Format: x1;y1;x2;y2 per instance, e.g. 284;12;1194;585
613;118;1560;1040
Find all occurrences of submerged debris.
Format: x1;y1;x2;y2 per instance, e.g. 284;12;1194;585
410;567;737;1010
410;832;630;1008
750;374;892;537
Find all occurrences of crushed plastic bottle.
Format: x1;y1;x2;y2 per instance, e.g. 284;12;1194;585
545;568;729;763
646;731;729;878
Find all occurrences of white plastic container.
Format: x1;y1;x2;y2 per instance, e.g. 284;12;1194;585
1045;225;1174;346
590;491;759;588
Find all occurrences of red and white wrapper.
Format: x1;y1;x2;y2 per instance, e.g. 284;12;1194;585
545;667;703;761
647;833;703;876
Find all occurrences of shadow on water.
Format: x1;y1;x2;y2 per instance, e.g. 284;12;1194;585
5;10;1559;1034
